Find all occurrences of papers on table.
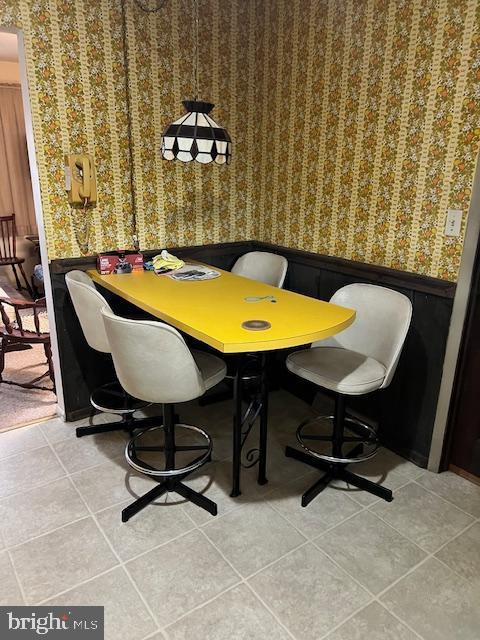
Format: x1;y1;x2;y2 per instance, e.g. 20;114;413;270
168;264;220;281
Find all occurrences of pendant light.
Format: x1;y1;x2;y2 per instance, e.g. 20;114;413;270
161;0;231;165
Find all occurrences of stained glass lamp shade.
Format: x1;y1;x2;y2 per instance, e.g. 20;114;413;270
161;100;231;165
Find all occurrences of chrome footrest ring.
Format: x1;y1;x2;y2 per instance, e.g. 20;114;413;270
296;415;379;464
125;424;213;477
90;381;151;415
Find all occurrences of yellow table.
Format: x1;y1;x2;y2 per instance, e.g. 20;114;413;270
88;263;355;496
88;266;354;353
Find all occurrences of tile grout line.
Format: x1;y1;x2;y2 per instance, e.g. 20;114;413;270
0;439;49;462
265;480;469;640
260;478;429;638
0;471;70;501
36;565;126;606
312;543;428;640
182;503;301;639
317;595;425;640
2;416;479;639
313;504;426;554
266;469;416;539
380;608;425;640
44;436;164;638
5;513;92;552
368;481;477;554
6;547;28;607
0;471;70;503
2;486;199;562
313;498;480;636
161;580;243;637
372;513;478;604
411;477;480;519
268;493;370;541
183;510;299;640
140;631;165;640
250;494;378;598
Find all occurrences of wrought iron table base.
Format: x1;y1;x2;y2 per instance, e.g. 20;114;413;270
231;352;269;497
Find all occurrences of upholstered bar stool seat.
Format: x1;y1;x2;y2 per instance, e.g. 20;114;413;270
193;350;228;388
285;283;412;507
101;308;227;522
287;347;386;395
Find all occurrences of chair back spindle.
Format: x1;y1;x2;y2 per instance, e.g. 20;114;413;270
0;215;17;261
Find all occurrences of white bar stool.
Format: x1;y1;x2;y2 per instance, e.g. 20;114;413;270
285;283;412;506
66;270;159;437
231;251;288;288
101;307;227;521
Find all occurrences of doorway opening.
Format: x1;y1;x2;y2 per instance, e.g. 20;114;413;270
0;29;62;431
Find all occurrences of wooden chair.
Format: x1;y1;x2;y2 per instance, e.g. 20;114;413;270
0;294;55;391
0;214;34;297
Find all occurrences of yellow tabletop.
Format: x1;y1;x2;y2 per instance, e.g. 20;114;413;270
88;265;355;353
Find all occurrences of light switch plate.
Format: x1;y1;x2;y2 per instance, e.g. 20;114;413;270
445;209;462;237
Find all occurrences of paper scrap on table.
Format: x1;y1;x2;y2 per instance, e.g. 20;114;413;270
168;264;220;281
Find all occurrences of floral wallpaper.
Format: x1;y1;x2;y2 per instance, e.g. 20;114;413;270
124;0;261;251
0;0;259;259
0;0;479;280
258;0;480;281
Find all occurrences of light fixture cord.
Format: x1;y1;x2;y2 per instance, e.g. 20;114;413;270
121;0;138;250
193;0;199;99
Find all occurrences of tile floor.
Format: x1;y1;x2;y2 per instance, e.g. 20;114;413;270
0;390;479;640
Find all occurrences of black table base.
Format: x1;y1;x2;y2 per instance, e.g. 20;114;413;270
231;352;269;497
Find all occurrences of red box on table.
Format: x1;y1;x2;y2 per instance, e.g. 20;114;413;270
97;251;144;275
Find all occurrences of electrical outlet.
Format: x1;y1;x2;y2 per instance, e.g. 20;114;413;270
445;209;462;237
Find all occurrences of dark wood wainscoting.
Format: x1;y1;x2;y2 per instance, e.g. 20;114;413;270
255;242;455;467
51;240;454;467
50;242;255;422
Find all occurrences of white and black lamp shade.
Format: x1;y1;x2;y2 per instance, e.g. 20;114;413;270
161;100;231;165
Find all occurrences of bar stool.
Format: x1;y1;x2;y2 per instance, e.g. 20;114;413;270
285;283;412;506
101;307;227;521
202;250;288;398
66;270;158;438
231;251;288;288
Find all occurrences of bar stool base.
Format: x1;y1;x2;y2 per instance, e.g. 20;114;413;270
285;445;393;507
122;404;217;522
121;478;217;522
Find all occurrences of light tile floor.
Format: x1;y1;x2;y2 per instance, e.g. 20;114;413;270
0;390;479;640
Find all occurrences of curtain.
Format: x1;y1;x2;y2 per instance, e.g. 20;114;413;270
0;85;36;236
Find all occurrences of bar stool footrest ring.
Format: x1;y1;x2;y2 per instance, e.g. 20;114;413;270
90;381;150;415
296;414;379;465
125;424;213;477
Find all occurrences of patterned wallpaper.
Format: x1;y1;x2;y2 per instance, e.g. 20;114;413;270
124;0;261;250
0;0;479;280
258;0;480;281
0;0;259;259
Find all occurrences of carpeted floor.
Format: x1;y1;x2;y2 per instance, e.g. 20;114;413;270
0;343;57;431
